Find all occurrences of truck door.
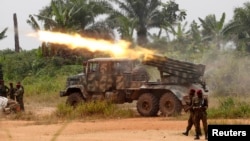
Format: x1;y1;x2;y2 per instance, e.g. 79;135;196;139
86;61;100;92
86;61;112;92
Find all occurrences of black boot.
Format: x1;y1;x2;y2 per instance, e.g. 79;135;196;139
182;132;188;136
182;131;188;136
194;135;200;140
205;134;208;140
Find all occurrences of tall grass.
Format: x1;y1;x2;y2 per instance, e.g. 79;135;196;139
55;100;136;120
208;96;250;118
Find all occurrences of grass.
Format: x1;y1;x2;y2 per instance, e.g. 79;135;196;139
207;96;250;119
4;94;250;122
55;100;136;120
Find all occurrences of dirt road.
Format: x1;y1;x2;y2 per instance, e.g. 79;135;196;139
1;106;250;141
1;116;208;141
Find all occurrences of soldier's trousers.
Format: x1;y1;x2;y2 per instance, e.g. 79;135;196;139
186;111;194;131
193;110;208;136
186;111;201;134
16;94;25;111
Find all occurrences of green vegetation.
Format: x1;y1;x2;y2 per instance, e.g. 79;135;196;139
1;48;250;120
55;101;136;120
1;0;250;120
208;97;250;119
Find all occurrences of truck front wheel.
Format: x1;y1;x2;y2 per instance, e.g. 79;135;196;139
66;93;85;107
159;92;182;116
136;93;159;117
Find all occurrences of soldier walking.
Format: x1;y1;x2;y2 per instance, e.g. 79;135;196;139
192;89;208;140
182;89;201;136
15;82;25;111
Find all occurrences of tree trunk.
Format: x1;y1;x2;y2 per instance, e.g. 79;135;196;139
13;13;20;52
137;26;148;46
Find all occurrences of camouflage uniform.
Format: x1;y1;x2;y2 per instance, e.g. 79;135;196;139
15;82;25;111
182;89;201;136
192;90;208;140
9;83;16;100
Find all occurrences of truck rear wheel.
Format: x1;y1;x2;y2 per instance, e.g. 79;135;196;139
136;93;159;117
66;92;84;107
159;92;182;116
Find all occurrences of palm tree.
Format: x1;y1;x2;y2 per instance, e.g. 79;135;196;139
198;12;226;49
106;10;136;42
168;22;189;42
189;21;202;44
108;0;186;46
0;28;8;41
27;0;114;57
222;2;250;52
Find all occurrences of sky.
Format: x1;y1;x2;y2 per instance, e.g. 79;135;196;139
0;0;249;50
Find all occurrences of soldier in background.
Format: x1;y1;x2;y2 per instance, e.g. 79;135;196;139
15;82;25;111
182;89;201;136
8;82;16;100
0;80;10;98
192;89;208;140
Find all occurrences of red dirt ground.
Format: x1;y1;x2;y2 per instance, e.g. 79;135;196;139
1;107;250;141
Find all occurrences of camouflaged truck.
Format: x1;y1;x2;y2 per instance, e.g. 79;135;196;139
60;54;208;117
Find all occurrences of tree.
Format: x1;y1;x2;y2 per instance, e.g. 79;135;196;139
108;0;186;46
222;2;250;52
0;28;8;41
189;20;202;44
27;0;114;57
106;10;136;42
198;12;226;49
13;13;21;52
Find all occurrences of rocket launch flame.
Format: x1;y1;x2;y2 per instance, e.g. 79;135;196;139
37;30;155;58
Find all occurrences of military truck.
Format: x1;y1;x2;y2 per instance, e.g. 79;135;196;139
60;54;208;117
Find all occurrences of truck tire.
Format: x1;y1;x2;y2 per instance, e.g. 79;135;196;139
66;92;84;107
159;92;182;116
136;93;159;117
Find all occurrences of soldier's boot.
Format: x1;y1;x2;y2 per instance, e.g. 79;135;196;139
182;131;188;136
194;135;200;140
182;129;189;136
205;132;208;140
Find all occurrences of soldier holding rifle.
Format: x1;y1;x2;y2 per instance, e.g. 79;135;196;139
192;89;208;140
